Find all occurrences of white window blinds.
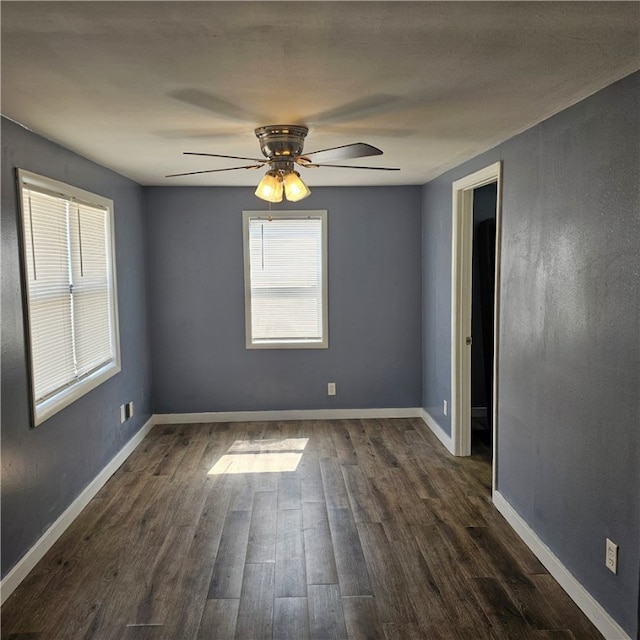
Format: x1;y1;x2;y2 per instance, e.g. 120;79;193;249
243;211;328;348
18;171;120;425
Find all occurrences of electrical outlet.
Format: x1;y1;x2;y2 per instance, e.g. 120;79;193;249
127;401;134;419
120;404;127;424
443;400;448;416
606;538;618;574
327;382;336;396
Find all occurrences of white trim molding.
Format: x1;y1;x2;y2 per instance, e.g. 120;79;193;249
0;416;155;605
493;491;632;640
419;409;455;455
450;161;502;459
154;407;422;424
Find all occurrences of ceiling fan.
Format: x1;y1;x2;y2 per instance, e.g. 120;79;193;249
166;124;399;202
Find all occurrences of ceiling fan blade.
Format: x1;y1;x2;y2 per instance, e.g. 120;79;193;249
169;89;270;123
306;94;400;125
183;151;267;163
156;129;242;140
301;163;400;171
299;143;383;164
166;165;263;178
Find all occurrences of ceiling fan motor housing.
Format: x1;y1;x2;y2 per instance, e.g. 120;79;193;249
255;125;309;160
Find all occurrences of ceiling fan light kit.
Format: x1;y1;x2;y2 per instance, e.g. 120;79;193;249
283;171;311;202
254;170;283;203
254;167;311;203
168;123;399;202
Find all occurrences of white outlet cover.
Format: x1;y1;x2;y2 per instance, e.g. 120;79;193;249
606;538;618;574
120;404;126;423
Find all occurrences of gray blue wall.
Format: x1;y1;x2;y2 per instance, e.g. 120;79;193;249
1;118;153;578
145;186;423;413
421;176;453;431
421;71;639;638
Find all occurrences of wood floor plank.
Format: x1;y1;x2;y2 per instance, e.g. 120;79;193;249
319;456;350;509
226;475;258;512
151;434;190;477
326;507;372;596
501;577;570;633
344;420;380;476
132;525;197;626
120;624;165;640
466;526;533;585
330;420;360;466
157;483;234;640
197;599;239;640
277;471;302;510
476;503;548;576
368;434;402;469
234;563;274;640
275;509;306;597
207;511;252;599
311;421;338;458
341;464;384;523
172;433;210;480
382;520;462;639
302;502;338;586
472;576;535;640
188;472;234;563
273;597;310;640
356;522;416;625
245;491;277;563
530;574;604;640
161;475;212;528
0;490;117;634
307;584;349;640
120;435;172;473
382;622;426;639
429;519;497;580
298;450;325;503
397;455;442;499
342;595;385;640
411;523;495;638
371;467;438;528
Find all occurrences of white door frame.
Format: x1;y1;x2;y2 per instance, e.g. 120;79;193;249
450;161;502;465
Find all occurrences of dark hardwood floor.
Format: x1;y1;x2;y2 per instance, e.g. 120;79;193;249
1;418;604;639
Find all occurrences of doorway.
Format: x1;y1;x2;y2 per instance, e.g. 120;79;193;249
450;162;502;485
471;184;497;452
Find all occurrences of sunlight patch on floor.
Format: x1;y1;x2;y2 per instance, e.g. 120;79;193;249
208;437;309;475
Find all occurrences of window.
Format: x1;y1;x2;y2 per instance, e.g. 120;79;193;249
17;170;120;426
243;210;328;349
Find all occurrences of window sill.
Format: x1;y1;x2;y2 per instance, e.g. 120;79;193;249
34;360;121;427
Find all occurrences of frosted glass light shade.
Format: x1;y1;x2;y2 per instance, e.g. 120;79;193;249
283;171;311;202
255;171;283;202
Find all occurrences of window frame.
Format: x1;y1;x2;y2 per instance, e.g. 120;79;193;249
242;210;328;350
17;169;121;426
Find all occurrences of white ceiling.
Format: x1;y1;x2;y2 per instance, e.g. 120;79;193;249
2;2;639;188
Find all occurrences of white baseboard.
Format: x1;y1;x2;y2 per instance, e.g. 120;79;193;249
492;491;631;640
154;407;422;424
0;416;155;605
419;408;455;454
